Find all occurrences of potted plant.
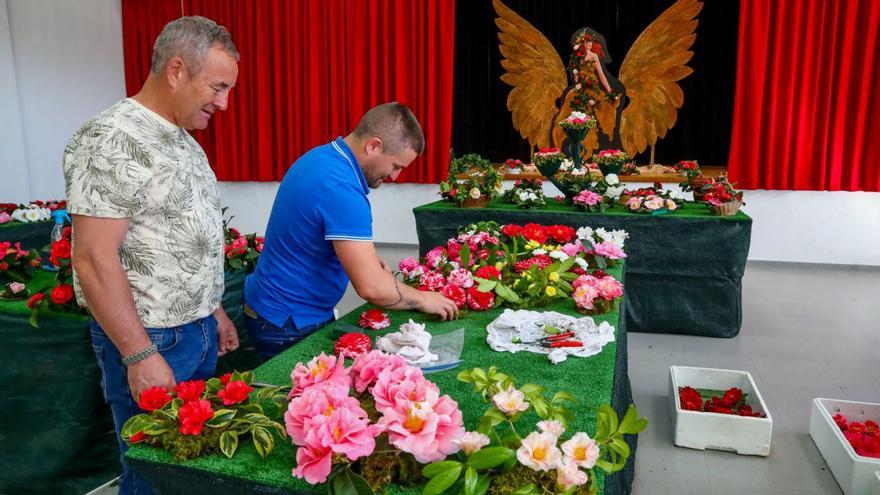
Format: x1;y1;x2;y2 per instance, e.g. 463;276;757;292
592;149;629;176
677;160;711;201
504;158;523;174
702;178;744;216
439;153;501;208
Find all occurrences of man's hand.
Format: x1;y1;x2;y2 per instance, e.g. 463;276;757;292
215;307;239;356
416;291;460;321
128;353;176;401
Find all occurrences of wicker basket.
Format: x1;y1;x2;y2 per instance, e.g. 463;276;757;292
689;176;712;202
461;195;490;208
711;200;742;216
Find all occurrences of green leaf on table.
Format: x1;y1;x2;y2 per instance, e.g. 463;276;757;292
121;414;152;439
422;463;462;495
141;422;170;435
475;277;497;293
459;243;471;270
511;483;539;495
494;283;521;303
618;405;648;435
457;370;474;383
467;447;514;470
519;383;543;397
219;430;239;458
608;437;631;458
471;368;488;383
206;409;236;427
423;460;462;479
251;425;274;458
463;466;478;495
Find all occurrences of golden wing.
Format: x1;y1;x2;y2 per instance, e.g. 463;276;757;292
618;0;702;158
494;0;568;150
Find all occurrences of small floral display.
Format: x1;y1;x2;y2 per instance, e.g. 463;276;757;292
420;366;647;495
558;111;597;131
675;160;701;179
222;209;263;272
505;158;524;173
503;178;546;209
702;177;744;207
285;351;465;490
358;309;391;330
678;386;766;417
532;148;566;171
334;333;372;358
0;241;42;283
592;149;629;169
571;271;624;315
399;222;626;314
121;371;288;461
26;226;86;326
554;159;598;196
832;413;880;458
621;183;682;214
0;281;28;300
439;153;502;205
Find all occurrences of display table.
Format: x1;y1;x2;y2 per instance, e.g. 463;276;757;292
0;270;255;495
0;220;53;249
414;200;751;338
126;264;637;495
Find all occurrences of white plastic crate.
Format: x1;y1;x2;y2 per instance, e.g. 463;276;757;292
669;366;773;456
809;398;880;495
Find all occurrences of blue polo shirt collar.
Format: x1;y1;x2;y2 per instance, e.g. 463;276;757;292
332;137;369;195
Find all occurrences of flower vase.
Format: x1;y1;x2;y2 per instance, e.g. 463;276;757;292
563;127;589;170
599;161;624;176
535;157;564;179
461;195;490;209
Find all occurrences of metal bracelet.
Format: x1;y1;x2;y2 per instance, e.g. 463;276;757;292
122;343;158;366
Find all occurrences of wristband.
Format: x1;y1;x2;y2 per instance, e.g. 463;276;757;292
122;343;158;366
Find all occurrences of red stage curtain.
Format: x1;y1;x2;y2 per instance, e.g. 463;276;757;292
121;0;455;183
728;0;880;191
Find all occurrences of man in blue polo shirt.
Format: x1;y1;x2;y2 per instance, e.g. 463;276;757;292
243;102;459;359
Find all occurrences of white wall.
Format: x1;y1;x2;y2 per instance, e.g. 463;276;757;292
3;0;879;266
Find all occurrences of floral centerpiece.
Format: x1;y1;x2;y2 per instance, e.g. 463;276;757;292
532;148;566;179
420;366;647;495
701;177;744;216
558;112;597;170
222;208;263;272
505;158;524;174
26;226;87;326
439;154;502;208
284;351;465;492
553;159;601;200
398;222;626;314
675;160;711;200
502;178;546;209
0;241;41;284
122;371;288;461
620;183;682;214
591;150;629;176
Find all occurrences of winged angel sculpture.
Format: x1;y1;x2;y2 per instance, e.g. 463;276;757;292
495;0;702;164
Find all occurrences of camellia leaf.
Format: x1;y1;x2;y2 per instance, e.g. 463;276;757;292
519;383;543;397
494;283;521;303
206;409;236;427
467;447;514;470
475;277;497;292
121;415;152;439
618;405;648;435
423;461;462;479
463;466;478;495
474;474;492;495
551;391;576;405
511;483;539;495
219;430;239;459
459;243;471;270
421;464;462;495
594;255;607;270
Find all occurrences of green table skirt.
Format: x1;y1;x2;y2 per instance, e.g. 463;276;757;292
0;270;256;494
413;200;751;337
0;220;53;250
126;264;636;495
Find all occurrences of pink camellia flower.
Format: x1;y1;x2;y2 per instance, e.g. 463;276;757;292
562;432;600;469
592;241;626;260
596;276;624;300
556;457;589;490
453;431;490;455
350;350;406;394
285;381;361;445
446;268;474;288
425;247;447;268
573;190;602;207
666;199;679;211
572;274;599;291
517;431;563;472
378;394;465;463
398;256;420;274
8;282;26;294
492;384;529;416
644;195;665;210
573;284;600;310
292;444;333;484
305;402;378;461
537;420;566;438
0;212;11;224
561;242;584;258
626;196;643;211
289;352;351;398
371;365;434;412
419;270;446;291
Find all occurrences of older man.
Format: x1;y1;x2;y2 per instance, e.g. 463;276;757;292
64;16;239;494
244;102;459;360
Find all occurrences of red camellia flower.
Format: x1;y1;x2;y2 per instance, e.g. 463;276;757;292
217;380;253;406
358;309;391;330
129;431;147;443
521;223;548;244
704;397;734;415
545;225;576;244
440;284;467;309
178;399;215;436
218;373;232;385
720;387;743;408
137;386;173;412
466;286;495;311
446;241;462;261
334;333;372;358
26;292;44;309
513;255;553;273
501;224;524;238
50;238;72;265
678;386;702;411
849;421;867;435
173;380;206;402
474;266;501;281
50;284;74;305
833;413;848;431
591;269;608;279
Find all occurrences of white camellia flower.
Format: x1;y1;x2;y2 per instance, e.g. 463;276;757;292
517;432;563;472
453;432;491;455
604;186;625;199
469;187;482;200
576;226;594;240
40;208;51;220
559;159;573;172
569;111;588;121
24;209;42;222
492;384;529;416
537;420;566;438
561;432;600;469
574;257;589;270
595;227;611;241
11;209;27;222
604;174;620;185
528;192;538;201
556;458;588;490
518;191;530;202
549;250;569;261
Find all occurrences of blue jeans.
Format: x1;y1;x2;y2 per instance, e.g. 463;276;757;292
90;315;218;495
243;306;332;360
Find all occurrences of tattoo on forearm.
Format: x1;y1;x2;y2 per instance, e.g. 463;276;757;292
383;279;420;310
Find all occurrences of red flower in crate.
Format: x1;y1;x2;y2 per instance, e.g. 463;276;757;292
334;333;372;358
678;386;703;411
704;397;734;415
359;309;391;330
719;387;743;408
833;413;848;431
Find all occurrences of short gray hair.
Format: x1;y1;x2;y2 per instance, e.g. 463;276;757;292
150;16;239;75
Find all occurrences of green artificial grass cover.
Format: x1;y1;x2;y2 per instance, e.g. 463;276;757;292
0;270;88;320
127;264;627;494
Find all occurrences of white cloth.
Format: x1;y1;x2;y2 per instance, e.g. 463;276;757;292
486;309;615;364
376;319;439;365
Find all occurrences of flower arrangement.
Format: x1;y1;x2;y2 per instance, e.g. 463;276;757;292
620;183;682;214
675;160;701;180
439;154;502;208
678;386;766;417
592;150;629;176
285;351;465;492
701;177;744;216
571;272;624;315
675;160;712;199
121;371;288;461
558;111;597;132
26;226;86;326
399;222;626;314
505;158;524;174
531;148;566;179
0;241;42;284
554;159;599;199
832;413;880;458
420;366;647;495
502;178;546;209
9;204;51;223
222;209;263;271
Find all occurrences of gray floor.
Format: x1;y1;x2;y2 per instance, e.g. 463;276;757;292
95;248;880;495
